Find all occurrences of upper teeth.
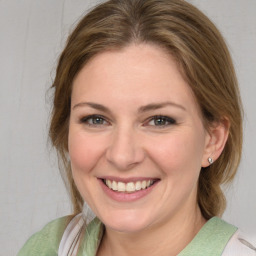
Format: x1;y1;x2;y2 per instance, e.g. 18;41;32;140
105;179;154;193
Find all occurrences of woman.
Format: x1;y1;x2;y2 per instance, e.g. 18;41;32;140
18;0;255;255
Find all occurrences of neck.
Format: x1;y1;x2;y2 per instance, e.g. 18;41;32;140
97;205;206;256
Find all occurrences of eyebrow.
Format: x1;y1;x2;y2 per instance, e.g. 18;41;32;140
72;102;111;113
72;101;186;112
138;102;186;113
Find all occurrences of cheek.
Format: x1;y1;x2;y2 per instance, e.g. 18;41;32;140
148;130;205;176
68;130;106;173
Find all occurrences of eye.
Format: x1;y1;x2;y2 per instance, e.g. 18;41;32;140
80;115;109;126
146;115;176;127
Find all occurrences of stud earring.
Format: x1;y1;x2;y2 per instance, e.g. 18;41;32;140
208;157;213;165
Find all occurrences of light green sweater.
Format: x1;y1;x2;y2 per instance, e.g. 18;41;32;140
18;216;237;256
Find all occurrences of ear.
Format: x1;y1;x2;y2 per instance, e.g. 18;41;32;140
201;118;230;167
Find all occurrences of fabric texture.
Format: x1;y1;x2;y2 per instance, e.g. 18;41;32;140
18;216;70;256
18;215;255;256
222;230;256;256
178;217;237;256
58;213;85;256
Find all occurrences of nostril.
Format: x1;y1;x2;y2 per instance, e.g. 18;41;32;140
106;145;145;171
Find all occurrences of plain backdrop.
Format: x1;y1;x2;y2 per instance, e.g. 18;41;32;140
0;0;255;255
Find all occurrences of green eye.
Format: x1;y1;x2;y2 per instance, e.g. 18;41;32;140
148;116;176;127
81;115;108;126
154;117;168;125
91;117;105;124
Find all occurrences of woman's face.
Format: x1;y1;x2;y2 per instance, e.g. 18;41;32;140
69;43;211;233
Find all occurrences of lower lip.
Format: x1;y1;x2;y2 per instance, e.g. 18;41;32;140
99;180;159;202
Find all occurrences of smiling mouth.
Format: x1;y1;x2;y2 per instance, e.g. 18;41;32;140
102;179;157;193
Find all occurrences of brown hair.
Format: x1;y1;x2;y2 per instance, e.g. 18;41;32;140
49;0;243;219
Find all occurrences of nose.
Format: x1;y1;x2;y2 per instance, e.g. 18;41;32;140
106;126;145;171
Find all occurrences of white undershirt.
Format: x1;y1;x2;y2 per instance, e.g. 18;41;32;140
222;230;256;255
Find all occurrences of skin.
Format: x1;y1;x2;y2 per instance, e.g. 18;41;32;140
68;43;228;255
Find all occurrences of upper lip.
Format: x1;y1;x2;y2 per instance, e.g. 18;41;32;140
98;176;160;183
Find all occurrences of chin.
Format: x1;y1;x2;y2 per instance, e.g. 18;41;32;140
106;221;149;233
100;210;152;233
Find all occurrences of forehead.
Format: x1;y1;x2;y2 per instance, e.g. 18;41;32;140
71;43;200;115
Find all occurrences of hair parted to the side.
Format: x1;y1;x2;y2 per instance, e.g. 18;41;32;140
49;0;243;219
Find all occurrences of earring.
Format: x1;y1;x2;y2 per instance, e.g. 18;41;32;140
208;157;213;165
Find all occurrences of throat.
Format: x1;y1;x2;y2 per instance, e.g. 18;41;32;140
96;211;206;256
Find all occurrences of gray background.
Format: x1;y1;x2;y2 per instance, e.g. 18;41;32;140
0;0;255;255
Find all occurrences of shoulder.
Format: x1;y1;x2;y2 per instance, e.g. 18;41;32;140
223;229;256;255
17;215;72;256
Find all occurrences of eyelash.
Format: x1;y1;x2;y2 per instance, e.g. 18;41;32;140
80;114;176;128
145;115;176;127
80;115;109;127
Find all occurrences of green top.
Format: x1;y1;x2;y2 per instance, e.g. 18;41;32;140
18;216;237;256
18;216;70;256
